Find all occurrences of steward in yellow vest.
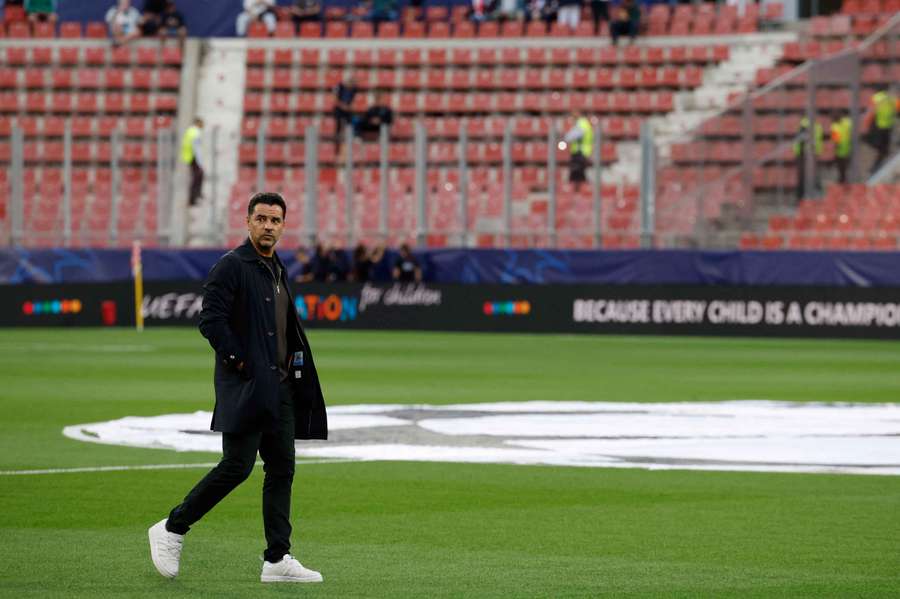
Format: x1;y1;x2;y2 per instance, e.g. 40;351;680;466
865;90;898;174
563;114;594;190
830;115;852;184
181;117;204;206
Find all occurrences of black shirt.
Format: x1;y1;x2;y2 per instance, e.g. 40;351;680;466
335;82;357;107
394;256;419;282
260;254;290;381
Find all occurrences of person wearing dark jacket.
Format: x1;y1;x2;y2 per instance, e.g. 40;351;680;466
148;192;327;585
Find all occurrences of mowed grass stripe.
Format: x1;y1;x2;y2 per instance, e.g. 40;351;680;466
1;462;898;597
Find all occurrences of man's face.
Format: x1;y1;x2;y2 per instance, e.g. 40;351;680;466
247;203;285;254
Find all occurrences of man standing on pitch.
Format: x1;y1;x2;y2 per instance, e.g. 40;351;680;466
148;192;328;583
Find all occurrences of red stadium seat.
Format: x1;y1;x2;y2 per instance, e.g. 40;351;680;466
85;22;108;39
59;22;82;38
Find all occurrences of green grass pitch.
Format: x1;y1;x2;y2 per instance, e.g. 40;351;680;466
0;328;898;597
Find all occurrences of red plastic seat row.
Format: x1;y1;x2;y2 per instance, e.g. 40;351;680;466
840;0;900;14
0;92;178;114
1;67;180;90
243;91;676;116
0;115;172;138
245;44;729;69
0;46;182;67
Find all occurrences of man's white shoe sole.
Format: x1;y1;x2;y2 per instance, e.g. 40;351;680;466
261;574;323;583
148;523;177;579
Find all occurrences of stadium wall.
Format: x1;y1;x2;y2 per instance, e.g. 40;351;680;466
3;248;900;338
3;279;900;338
1;247;899;286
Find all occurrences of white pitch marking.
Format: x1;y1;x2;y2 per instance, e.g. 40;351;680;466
58;402;900;476
0;458;352;476
0;342;157;353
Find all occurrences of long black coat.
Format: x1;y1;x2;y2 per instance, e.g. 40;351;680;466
199;238;327;439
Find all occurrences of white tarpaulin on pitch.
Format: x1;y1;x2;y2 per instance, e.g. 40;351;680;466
63;401;900;475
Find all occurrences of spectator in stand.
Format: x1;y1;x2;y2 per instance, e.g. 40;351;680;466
562;112;593;192
610;0;640;46
830;112;852;185
495;0;520;21
321;244;349;282
524;0;557;33
470;0;498;21
556;0;581;32
350;243;385;283
236;0;277;36
293;244;318;283
392;244;422;283
590;0;609;35
333;72;359;156
24;0;57;23
140;0;165;36
105;0;142;45
863;89;898;175
364;0;398;23
290;0;321;29
354;91;394;140
180;117;204;206
159;1;186;39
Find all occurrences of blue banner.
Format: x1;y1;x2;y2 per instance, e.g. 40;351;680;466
2;247;899;288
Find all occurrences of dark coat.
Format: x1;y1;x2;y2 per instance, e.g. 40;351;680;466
199;238;327;439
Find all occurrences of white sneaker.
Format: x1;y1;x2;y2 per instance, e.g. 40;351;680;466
260;554;323;583
148;519;184;578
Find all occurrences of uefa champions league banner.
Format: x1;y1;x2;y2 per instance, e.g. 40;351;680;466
2;280;900;339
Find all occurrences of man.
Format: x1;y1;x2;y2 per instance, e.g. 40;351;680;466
354;91;393;140
236;0;277;36
333;72;359;157
793;116;823;200
290;0;321;29
148;192;328;584
610;0;639;46
24;0;57;23
830;112;852;184
392;243;422;282
864;89;897;174
105;0;142;45
562;112;593;192
181;117;204;206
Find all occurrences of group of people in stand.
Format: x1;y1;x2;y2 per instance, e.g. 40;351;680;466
294;242;422;284
794;88;898;199
472;0;641;44
104;0;186;45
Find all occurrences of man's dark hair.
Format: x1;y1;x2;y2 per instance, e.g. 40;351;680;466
247;192;287;219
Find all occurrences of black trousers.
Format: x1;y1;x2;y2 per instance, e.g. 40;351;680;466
188;159;204;206
591;1;608;34
871;127;891;173
835;156;849;184
166;382;296;563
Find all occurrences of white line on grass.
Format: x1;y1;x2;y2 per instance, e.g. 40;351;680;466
0;458;352;476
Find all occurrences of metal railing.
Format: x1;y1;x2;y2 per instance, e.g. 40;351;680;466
2;121;177;248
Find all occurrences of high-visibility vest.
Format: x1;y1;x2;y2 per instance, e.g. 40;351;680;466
830;116;852;158
571;117;594;157
793;118;823;157
872;91;896;130
180;125;201;164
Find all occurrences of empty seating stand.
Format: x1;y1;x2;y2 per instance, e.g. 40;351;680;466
740;183;900;251
0;40;182;247
232;41;735;248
